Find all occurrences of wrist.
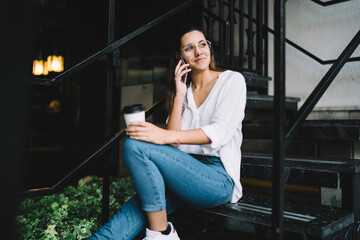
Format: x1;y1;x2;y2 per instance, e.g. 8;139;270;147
175;130;181;145
171;130;181;147
174;95;185;102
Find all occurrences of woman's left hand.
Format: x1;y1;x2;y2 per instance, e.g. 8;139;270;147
126;121;170;145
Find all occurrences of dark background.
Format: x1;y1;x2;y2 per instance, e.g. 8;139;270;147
21;0;202;189
1;0;203;238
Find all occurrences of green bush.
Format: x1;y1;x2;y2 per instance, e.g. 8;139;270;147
16;176;135;240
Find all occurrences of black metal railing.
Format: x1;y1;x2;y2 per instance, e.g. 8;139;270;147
285;29;360;144
203;0;359;81
311;0;351;7
266;27;360;65
272;1;286;238
272;0;360;238
31;0;201;86
203;0;267;76
21;97;166;199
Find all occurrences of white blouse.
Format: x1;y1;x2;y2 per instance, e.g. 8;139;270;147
179;70;247;203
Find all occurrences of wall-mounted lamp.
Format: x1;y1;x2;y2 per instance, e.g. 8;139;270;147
32;55;64;75
47;55;64;72
33;60;44;75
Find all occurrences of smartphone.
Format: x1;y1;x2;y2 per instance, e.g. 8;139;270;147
179;55;189;84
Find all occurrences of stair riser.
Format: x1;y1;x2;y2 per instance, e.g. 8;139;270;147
242;139;359;160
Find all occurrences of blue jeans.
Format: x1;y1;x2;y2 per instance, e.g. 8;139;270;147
89;138;234;240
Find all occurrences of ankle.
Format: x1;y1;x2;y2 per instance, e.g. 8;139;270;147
149;222;168;232
144;222;180;240
160;223;171;235
147;209;168;232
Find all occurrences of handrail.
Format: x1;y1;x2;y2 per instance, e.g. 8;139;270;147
31;0;200;86
311;0;351;7
285;29;360;144
266;27;360;65
21;131;126;198
245;11;360;65
21;97;166;198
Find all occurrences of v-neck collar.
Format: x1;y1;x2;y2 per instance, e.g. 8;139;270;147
187;71;226;111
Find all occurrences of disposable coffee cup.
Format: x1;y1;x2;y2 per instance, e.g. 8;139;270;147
122;104;146;127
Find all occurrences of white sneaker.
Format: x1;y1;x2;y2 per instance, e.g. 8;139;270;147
143;222;180;240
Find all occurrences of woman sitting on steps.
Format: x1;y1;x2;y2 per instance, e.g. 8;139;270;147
89;26;247;240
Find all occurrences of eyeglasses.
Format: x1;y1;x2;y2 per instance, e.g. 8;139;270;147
181;40;211;56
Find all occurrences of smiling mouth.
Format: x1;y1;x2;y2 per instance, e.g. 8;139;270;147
195;58;206;62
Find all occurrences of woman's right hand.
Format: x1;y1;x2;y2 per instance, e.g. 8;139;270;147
174;60;191;97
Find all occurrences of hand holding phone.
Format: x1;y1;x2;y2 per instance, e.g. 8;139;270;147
179;55;189;83
174;55;191;97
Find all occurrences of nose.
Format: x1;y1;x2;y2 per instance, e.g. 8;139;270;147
194;45;203;56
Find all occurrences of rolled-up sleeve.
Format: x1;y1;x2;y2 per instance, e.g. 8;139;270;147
200;72;246;154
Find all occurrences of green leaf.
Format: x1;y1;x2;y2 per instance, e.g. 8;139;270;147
44;224;58;239
16;176;135;239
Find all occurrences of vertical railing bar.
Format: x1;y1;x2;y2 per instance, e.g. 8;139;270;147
272;1;286;239
264;0;269;76
272;0;286;239
239;0;244;68
102;0;116;224
108;0;115;45
229;0;235;65
201;0;205;30
256;0;264;75
219;0;224;63
248;0;253;70
208;0;214;43
205;0;208;38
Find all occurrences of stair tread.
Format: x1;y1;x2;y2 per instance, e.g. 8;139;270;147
200;192;353;237
242;153;360;173
247;93;300;102
246;94;299;112
242;72;272;82
244;119;360;126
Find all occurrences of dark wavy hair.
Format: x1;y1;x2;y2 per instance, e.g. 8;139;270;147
166;26;219;113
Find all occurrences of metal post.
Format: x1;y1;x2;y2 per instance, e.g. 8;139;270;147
102;0;117;224
256;0;264;75
219;0;224;63
239;0;244;68
248;0;253;70
272;0;286;239
264;0;269;76
206;0;212;41
229;0;235;65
